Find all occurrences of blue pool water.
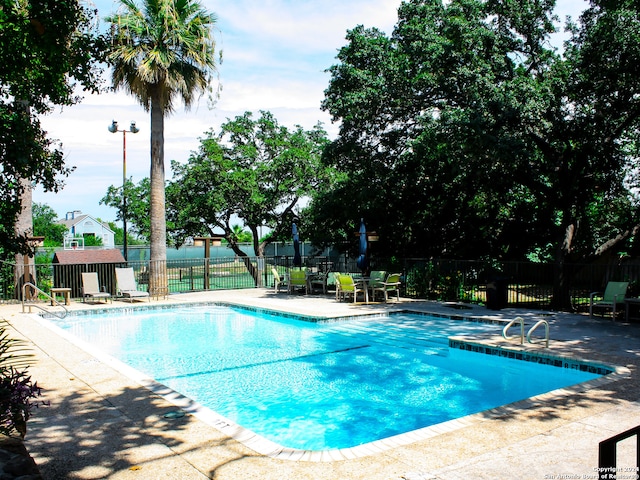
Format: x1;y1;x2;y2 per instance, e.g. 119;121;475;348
52;305;604;450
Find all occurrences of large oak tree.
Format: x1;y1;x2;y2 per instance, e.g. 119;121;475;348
165;111;331;285
0;0;104;257
315;0;640;309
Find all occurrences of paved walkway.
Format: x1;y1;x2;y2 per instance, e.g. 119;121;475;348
2;290;639;479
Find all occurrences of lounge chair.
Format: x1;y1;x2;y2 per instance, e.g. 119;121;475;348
336;274;367;303
589;281;628;319
272;267;287;293
372;273;402;302
115;268;150;302
288;270;308;294
81;272;112;303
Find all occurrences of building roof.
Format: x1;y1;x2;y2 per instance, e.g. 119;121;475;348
52;249;126;265
58;214;114;233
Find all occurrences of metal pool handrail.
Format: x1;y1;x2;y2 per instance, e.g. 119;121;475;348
502;316;524;344
526;319;550;348
502;316;550;348
21;283;68;319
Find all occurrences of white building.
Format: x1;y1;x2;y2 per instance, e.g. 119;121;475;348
58;211;115;249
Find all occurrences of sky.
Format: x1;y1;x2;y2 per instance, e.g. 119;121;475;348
33;0;587;223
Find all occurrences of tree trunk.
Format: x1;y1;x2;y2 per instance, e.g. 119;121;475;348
13;99;34;299
148;93;168;297
13;178;33;299
225;238;260;286
550;212;640;311
551;254;574;311
550;219;577;311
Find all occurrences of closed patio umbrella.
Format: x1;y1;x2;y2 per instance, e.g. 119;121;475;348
356;218;368;274
292;222;302;267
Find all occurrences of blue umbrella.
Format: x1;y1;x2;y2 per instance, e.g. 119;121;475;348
292;222;302;267
356;218;368;273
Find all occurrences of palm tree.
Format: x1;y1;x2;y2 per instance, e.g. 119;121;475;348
106;0;218;296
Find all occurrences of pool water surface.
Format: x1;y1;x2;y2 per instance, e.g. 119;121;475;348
51;305;606;451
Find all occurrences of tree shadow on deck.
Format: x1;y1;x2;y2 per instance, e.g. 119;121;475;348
24;381;257;479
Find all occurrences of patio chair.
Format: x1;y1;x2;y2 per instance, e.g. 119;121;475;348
81;272;112;303
336;274;366;303
371;273;402;302
589;281;628;319
288;269;308;294
333;272;342;300
309;271;328;294
367;270;387;299
272;268;287;293
115;268;150;302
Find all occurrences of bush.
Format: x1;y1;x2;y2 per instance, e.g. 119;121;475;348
0;322;45;438
0;367;43;438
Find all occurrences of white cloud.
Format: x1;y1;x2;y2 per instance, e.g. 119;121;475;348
554;0;589;21
216;0;399;54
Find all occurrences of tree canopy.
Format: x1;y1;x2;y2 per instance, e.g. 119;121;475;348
0;0;105;256
100;178;153;243
165;110;331;284
313;0;640;308
32;203;67;247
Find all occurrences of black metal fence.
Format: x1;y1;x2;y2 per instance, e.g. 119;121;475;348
598;424;640;479
3;254;640;311
396;257;640;311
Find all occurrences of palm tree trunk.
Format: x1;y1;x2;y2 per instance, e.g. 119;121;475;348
148;93;168;297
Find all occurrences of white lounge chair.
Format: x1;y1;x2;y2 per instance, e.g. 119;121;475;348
115;268;150;302
81;272;112;303
271;267;287;293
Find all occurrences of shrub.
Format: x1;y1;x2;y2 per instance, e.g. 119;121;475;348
0;322;46;438
0;367;43;438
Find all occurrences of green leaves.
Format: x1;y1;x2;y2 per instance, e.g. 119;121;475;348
106;0;218;113
165;111;330;258
0;0;101;256
317;0;640;266
0;320;43;439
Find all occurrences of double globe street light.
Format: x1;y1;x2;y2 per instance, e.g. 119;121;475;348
108;120;140;261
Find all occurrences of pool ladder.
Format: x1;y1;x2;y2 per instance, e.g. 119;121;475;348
502;316;549;348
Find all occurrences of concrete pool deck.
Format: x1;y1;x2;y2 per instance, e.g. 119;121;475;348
2;289;640;479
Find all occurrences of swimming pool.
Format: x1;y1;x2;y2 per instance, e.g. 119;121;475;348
49;304;608;452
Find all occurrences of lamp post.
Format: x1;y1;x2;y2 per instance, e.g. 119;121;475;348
108;120;140;261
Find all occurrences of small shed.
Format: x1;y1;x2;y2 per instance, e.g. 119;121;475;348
52;250;126;298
